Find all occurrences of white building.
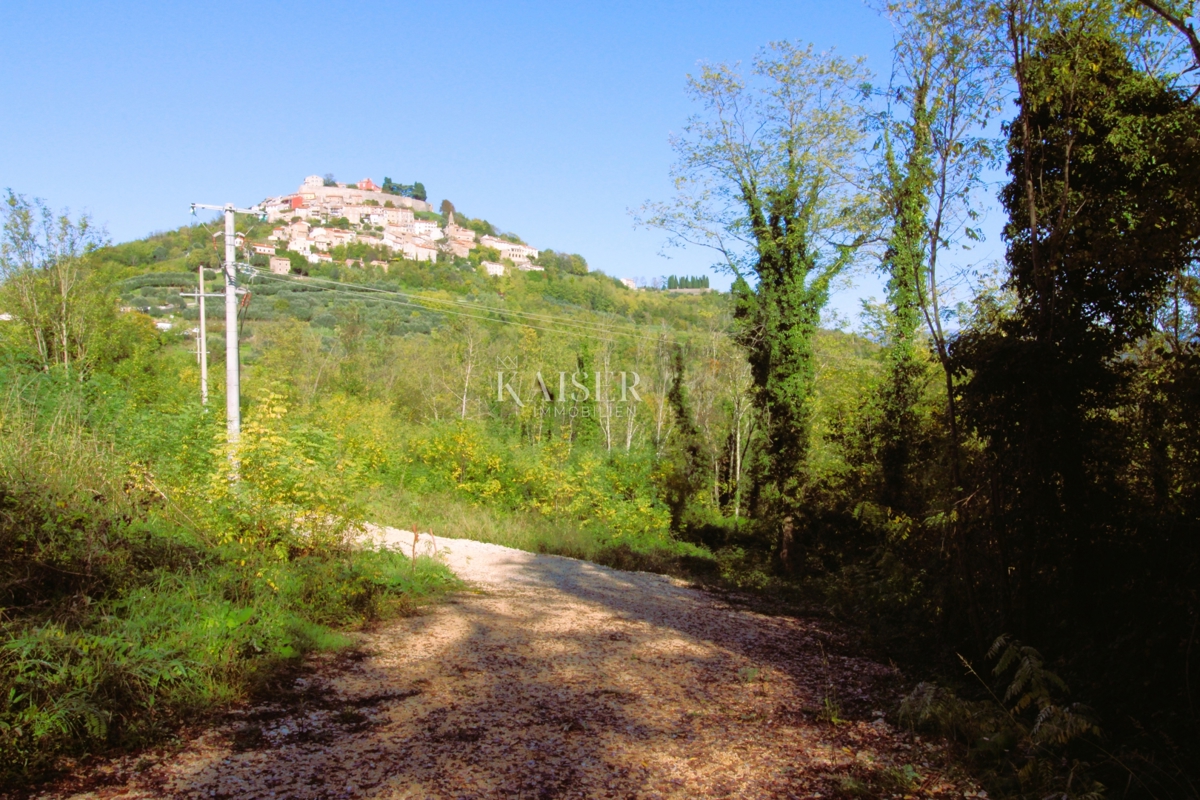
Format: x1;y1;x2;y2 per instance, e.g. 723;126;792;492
483;261;506;276
328;228;356;246
510;244;539;264
480;235;538;265
399;239;438;262
263;196;299;222
620;278;636;290
385;206;415;226
382;225;407;245
412;219;444;241
269;256;291;275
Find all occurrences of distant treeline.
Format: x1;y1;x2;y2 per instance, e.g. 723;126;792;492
381;177;427;201
665;275;709;289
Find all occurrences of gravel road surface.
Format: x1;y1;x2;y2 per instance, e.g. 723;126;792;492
36;528;977;799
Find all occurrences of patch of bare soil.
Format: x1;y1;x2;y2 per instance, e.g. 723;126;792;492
32;529;981;799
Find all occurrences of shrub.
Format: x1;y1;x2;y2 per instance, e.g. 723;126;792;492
900;636;1104;800
0;379;457;788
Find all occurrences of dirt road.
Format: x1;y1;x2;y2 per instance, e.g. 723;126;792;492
41;529;977;799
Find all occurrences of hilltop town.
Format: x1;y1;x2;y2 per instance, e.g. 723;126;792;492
249;174;705;293
257;175;542;277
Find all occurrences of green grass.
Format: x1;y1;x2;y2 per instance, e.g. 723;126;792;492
364;486;719;579
1;545;456;787
0;389;459;789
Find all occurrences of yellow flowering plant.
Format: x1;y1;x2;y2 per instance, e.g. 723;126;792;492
203;393;364;558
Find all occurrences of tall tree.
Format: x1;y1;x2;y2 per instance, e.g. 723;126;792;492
954;3;1200;644
0;191;108;374
639;42;874;564
874;84;933;514
856;0;1005;640
874;0;1005;494
1132;0;1200;78
662;346;708;533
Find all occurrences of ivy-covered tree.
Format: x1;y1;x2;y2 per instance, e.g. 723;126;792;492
639;41;875;565
661;347;708;533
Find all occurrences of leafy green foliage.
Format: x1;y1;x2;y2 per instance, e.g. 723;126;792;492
533;249;588;275
0;318;457;787
796;10;1200;795
641;42;876;565
381;177;426;201
944;20;1200;782
901;637;1103;800
660;347;709;533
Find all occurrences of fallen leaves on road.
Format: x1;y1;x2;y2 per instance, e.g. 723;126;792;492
32;534;980;799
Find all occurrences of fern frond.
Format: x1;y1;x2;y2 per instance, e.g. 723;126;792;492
987;633;1010;660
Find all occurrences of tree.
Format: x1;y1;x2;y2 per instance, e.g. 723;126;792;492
442;320;483;420
639;41;875;564
323;173;337;186
953;4;1200;656
1132;0;1200;79
874;105;932;514
440;199;456;220
533;250;588;275
381;178;427;201
661;346;708;533
870;0;1005;497
843;3;1007;640
0;191;109;373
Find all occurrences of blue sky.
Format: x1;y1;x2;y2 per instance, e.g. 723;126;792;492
0;0;1005;318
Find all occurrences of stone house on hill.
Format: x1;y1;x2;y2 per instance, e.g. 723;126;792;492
480;235;538;266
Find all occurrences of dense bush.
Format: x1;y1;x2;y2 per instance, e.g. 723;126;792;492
0;350;456;787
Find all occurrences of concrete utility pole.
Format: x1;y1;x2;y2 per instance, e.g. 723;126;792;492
180;262;222;406
190;202;262;447
199;264;208;404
